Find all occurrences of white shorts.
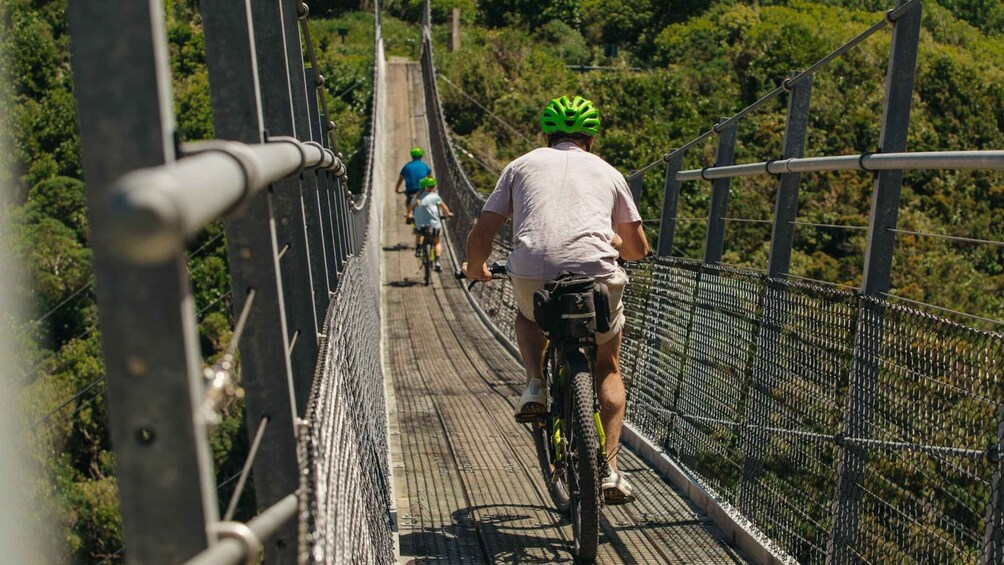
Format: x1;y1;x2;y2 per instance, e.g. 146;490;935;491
511;267;628;345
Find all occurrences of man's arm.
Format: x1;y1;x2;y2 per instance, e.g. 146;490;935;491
395;174;405;193
464;211;507;280
615;221;649;261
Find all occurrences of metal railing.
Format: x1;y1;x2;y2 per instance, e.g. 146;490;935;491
421;0;1004;562
68;0;391;563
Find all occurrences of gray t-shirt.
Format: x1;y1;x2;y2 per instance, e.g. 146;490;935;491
482;142;641;280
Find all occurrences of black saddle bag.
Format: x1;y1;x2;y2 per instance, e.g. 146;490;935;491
533;271;612;338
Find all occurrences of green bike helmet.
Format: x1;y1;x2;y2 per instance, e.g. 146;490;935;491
540;95;601;136
419;177;437;189
410;146;425;159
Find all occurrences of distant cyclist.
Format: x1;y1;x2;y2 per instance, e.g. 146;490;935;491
463;95;649;503
408;177;452;271
395;146;432;213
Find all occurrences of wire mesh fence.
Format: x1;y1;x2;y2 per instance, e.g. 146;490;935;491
297;14;393;565
621;258;1004;564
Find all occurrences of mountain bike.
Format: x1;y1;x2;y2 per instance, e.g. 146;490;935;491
458;262;608;563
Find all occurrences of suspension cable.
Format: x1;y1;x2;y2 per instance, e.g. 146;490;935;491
437;74;537;150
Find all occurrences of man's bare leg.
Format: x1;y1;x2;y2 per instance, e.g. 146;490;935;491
515;311;546;381
594;331;625;472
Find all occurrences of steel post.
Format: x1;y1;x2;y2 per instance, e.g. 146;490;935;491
251;0;320;411
283;0;331;328
200;1;301;562
702;119;737;264
827;1;922;561
984;397;1004;563
767;73;813;278
657;151;685;257
628;170;644;209
306;68;340;289
67;1;218;561
735;74;813;521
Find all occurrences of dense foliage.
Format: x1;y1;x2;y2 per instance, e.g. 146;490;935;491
433;0;1004;324
0;0;382;561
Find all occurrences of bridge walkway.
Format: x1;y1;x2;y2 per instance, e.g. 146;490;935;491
381;58;748;564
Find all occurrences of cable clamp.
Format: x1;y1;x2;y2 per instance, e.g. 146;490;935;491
298;2;309;19
180;140;263;214
303;141;329;170
268;136;308;173
210;521;262;565
765;159;783;177
700;166;713;182
858;150;876;173
885;7;897;24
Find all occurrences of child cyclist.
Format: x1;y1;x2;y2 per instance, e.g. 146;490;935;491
407;177;453;272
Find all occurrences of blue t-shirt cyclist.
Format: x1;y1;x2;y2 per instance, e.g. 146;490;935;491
395;146;433;206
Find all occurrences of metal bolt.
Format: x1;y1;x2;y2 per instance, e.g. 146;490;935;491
240;247;252;260
135;427;156;445
281;217;290;226
127;356;147;375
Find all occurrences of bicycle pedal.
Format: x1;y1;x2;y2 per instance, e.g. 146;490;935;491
514;412;545;424
603;489;636;505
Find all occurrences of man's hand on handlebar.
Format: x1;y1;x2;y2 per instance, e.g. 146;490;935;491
462;261;492;282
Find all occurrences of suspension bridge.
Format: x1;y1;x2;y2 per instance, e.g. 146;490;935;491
60;0;1004;564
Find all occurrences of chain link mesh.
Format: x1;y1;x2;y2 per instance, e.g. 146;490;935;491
418;27;1004;565
297;23;393;565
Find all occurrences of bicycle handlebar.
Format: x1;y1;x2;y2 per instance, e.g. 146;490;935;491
455;260;508;290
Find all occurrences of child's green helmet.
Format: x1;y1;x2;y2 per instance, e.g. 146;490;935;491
540;96;601;136
410;146;425;158
419;177;437;189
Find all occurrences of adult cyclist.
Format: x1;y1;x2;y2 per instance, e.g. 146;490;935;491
395;146;432;212
463;96;649;503
408;177;452;272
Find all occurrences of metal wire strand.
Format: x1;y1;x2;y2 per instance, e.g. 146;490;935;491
789;220;869;231
879;292;1004;328
225;289;257;357
33;375;106;427
886;227;1004;247
437;74;537;149
223;416;270;521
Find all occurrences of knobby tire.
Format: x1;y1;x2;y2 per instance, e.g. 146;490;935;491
567;368;601;563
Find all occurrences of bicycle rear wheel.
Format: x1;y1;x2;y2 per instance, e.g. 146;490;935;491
565;357;601;563
422;242;432;286
532;351;570;512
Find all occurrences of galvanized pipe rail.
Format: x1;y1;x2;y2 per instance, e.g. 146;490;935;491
109;139;340;263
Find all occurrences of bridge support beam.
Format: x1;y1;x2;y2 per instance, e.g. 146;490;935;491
827;1;922;561
736;73;814;523
702;118;737;264
285;1;334;325
656;150;686;257
200;1;302;562
766;73;813;278
306;67;341;290
251;0;321;412
67;1;219;561
628;171;644;210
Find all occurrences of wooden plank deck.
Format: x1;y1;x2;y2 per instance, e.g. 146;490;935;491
381;59;748;564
